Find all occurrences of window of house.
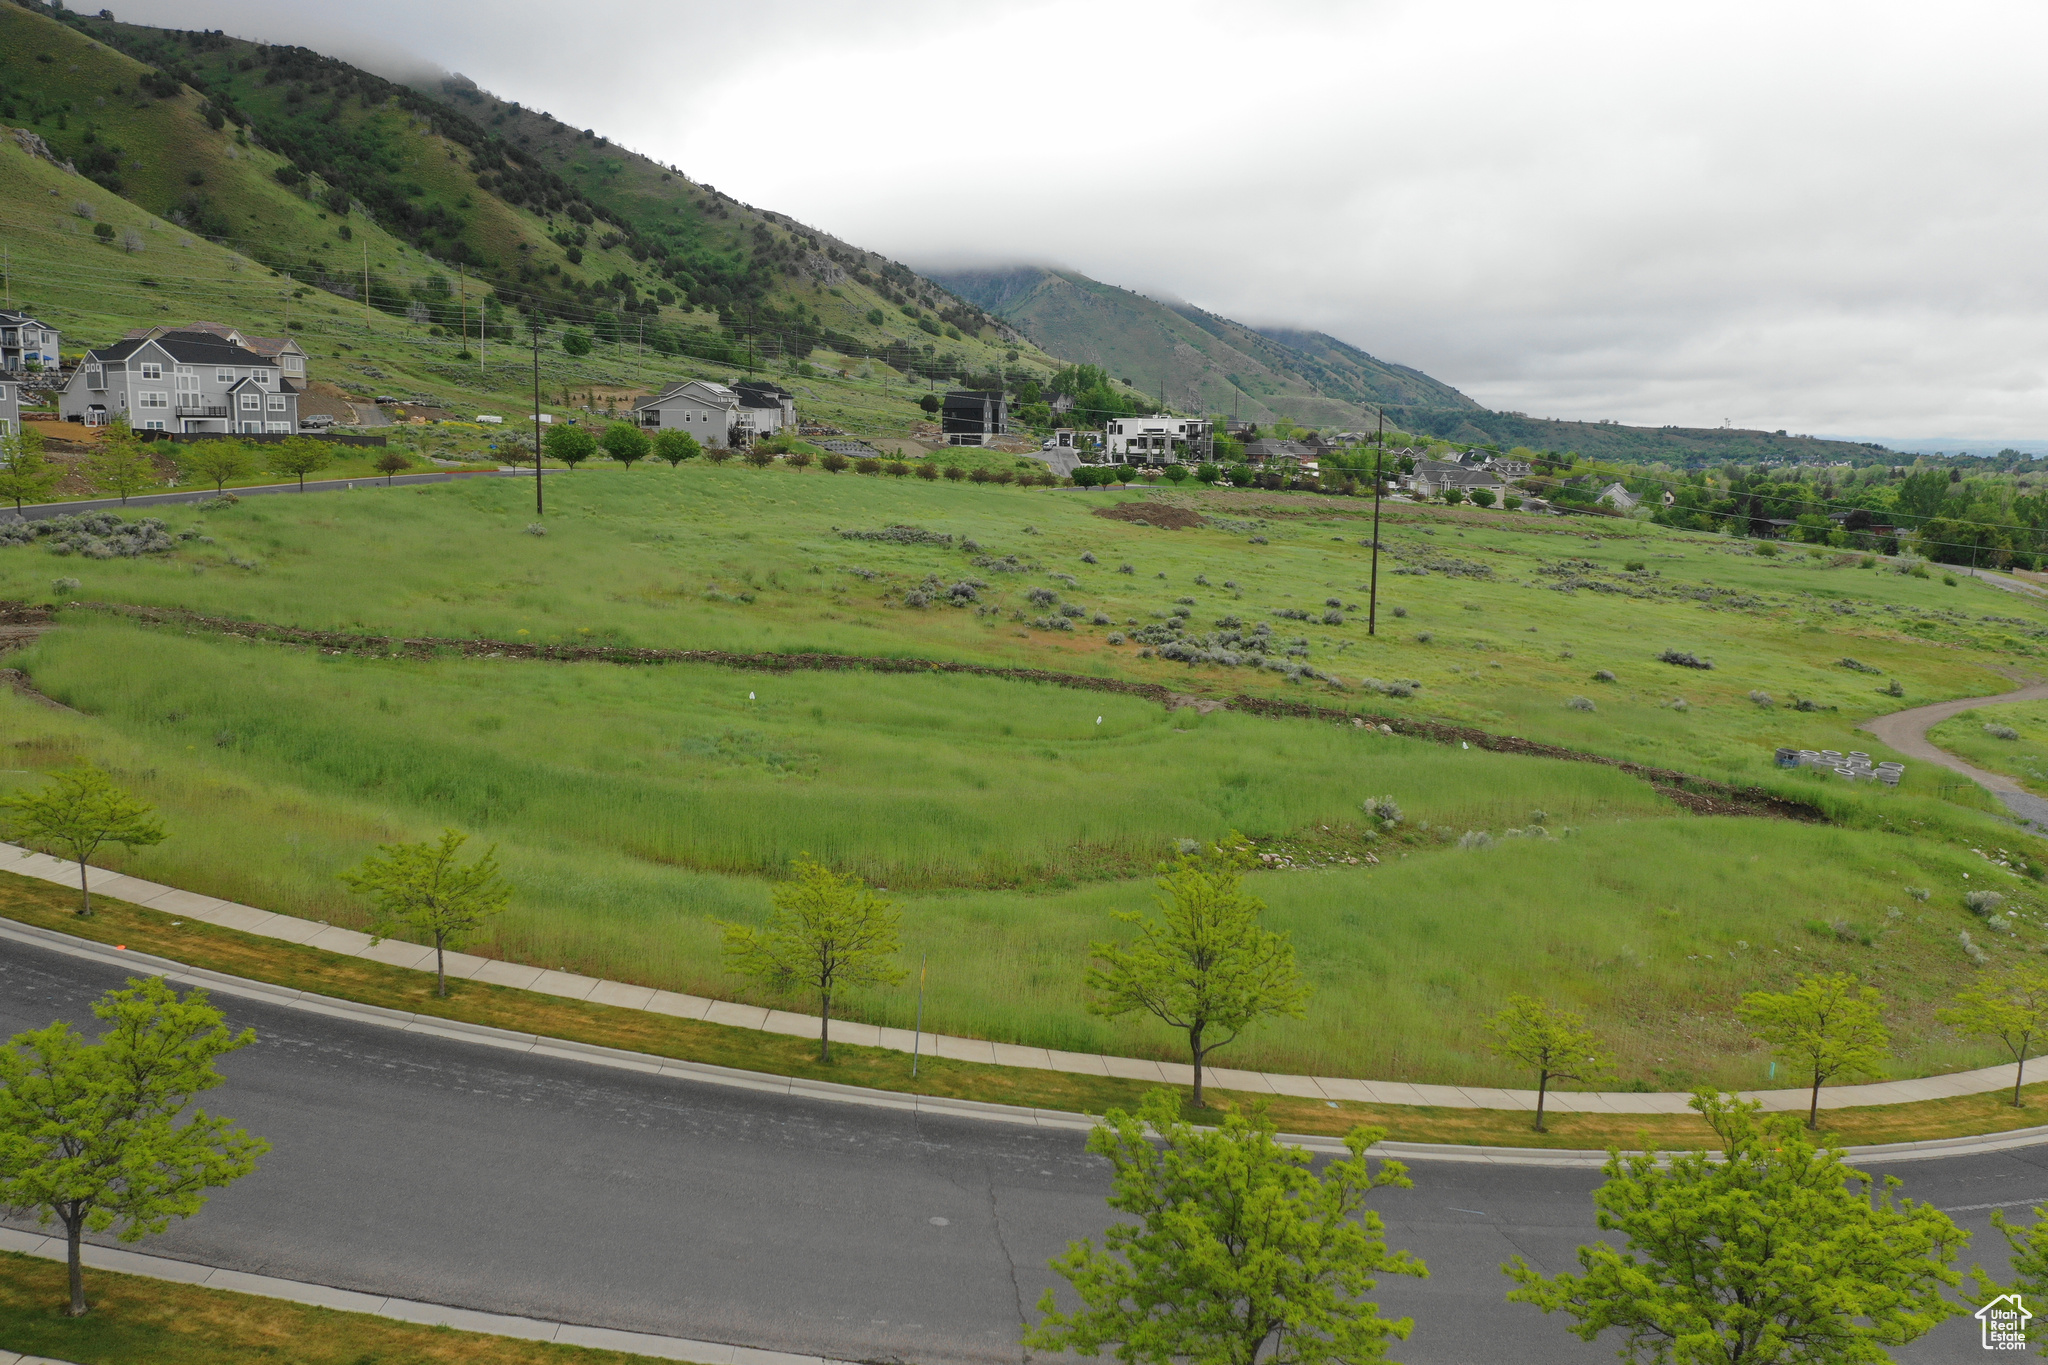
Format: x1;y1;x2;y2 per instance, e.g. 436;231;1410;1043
265;421;290;433
143;419;166;431
216;368;234;384
267;395;286;411
139;362;163;380
138;391;169;409
240;393;261;410
254;370;272;389
282;356;304;373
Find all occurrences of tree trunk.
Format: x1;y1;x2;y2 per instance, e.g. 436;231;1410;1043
819;987;832;1063
75;854;92;916
1534;1069;1549;1133
1809;1070;1823;1129
1190;1026;1206;1109
65;1213;86;1316
434;929;447;998
2017;1053;2029;1109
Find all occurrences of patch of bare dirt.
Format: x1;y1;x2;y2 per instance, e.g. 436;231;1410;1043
1092;501;1207;530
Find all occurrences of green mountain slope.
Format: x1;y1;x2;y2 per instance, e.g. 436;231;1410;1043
926;264;1480;429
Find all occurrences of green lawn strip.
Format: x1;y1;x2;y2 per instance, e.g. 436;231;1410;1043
0;1249;680;1364
13;868;2048;1153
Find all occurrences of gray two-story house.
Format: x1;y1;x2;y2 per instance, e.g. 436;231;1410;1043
0;311;60;372
60;330;298;434
633;378;751;448
0;376;18;440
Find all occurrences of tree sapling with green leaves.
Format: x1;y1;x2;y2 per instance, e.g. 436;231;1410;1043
0;765;167;915
1939;962;2048;1107
0;423;58;509
85;419;160;504
175;439;256;493
339;829;511;997
600;421;652;469
653;428;701;468
1086;835;1310;1108
373;449;413;485
0;976;267;1317
721;856;906;1062
1483;995;1613;1133
543;423;597;470
1737;972;1890;1128
1026;1088;1427;1365
266;436;334;491
1505;1092;1966;1364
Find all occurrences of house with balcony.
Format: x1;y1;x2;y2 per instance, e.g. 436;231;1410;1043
1105;414;1211;464
633;378;751;447
0;311;60;372
59;330;297;434
733;379;795;436
124;322;309;385
0;376;17;439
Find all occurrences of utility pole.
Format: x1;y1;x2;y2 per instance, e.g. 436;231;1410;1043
530;320;545;518
3;245;9;307
458;264;467;359
1368;408;1384;637
362;239;371;334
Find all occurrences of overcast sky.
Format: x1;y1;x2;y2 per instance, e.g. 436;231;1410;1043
111;0;2048;438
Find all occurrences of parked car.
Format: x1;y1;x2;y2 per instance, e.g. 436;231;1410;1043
300;414;336;430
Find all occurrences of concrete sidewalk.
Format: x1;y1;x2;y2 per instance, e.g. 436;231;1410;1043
0;1226;836;1365
4;840;2037;1117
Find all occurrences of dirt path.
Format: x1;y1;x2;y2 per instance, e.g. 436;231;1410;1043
1860;677;2048;828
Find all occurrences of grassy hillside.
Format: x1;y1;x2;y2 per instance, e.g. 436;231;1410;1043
4;466;2046;1088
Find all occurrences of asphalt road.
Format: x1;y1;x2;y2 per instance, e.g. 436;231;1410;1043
0;936;2037;1364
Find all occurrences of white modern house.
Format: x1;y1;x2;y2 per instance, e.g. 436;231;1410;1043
60;330;298;434
0;311;60;372
1104;414;1211;464
633;378;753;447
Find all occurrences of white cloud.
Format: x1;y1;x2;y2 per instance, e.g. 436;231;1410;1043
109;0;2048;435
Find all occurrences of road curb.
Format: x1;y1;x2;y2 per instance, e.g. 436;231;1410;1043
0;1227;844;1365
4;913;2043;1167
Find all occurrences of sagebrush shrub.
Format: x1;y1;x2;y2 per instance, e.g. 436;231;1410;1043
1414;631;1433;643
525;523;547;536
1593;670;1616;682
1985;723;2021;741
1080;551;1097;564
1457;830;1493;850
1390;606;1407;618
1567;695;1596;711
1967;890;2006;917
1749;690;1772;706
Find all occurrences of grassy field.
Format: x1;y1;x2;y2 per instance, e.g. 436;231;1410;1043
0;1248;681;1364
1930;702;2048;796
5;468;2048;1091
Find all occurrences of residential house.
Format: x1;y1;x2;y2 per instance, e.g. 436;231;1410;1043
1105;414;1211;464
60;330;297;433
1408;458;1506;499
633;379;750;447
0;375;16;438
125;322;309;386
1484;454;1532;479
0;311;59;372
733;379;795;436
1599;481;1640;511
942;390;1007;446
1241;437;1313;467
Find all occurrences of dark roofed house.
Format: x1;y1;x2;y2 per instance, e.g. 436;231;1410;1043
59;329;295;434
125;321;309;386
732;379;795;436
941;390;1007;446
0;311;60;372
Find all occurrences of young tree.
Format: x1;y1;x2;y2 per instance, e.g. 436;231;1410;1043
543;423;596;470
0;423;59;509
266;436;334;491
1505;1092;1966;1363
653;429;701;468
918;393;941;415
600;421;651;469
1025;1089;1426;1365
85;420;160;504
339;829;510;997
373;449;413;485
721;856;906;1062
0;975;267;1317
0;765;167;915
1986;1204;2048;1352
1086;836;1311;1108
176;439;256;493
1939;962;2048;1107
1738;972;1890;1128
1484;995;1613;1133
560;329;592;357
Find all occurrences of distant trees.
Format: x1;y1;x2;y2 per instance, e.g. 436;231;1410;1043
1738;973;1890;1128
1484;996;1612;1133
560;329;592;356
0;765;167;915
722;856;905;1062
340;829;511;997
266;436;334;491
1086;836;1310;1108
1506;1093;1966;1363
176;440;256;493
1940;963;2048;1107
0;976;267;1317
918;394;940;415
653;429;701;468
1027;1089;1426;1365
600;421;651;469
0;423;58;509
543;424;597;470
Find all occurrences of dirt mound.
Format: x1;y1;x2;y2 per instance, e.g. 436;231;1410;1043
1092;501;1206;530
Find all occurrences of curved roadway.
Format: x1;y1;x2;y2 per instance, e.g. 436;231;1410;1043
1862;677;2048;828
0;937;2034;1364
